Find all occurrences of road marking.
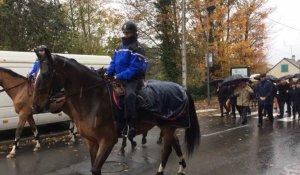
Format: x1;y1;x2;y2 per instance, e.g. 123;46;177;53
202;125;248;137
196;109;217;113
277;117;296;122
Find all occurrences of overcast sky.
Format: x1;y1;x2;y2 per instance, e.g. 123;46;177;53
266;0;300;65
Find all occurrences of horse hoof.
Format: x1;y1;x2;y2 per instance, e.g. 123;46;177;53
131;142;137;149
6;153;15;159
156;172;164;175
118;150;125;156
91;169;102;175
142;138;147;145
33;147;41;152
67;141;75;145
178;173;185;175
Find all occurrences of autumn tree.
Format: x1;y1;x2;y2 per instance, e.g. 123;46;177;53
189;0;269;80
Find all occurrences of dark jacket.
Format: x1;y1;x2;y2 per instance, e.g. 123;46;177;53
289;87;300;105
276;83;290;101
218;85;230;101
256;80;273;105
106;36;147;80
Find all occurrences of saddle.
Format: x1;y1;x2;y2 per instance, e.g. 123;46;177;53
111;80;125;97
91;67;125;97
105;76;125;97
48;91;66;114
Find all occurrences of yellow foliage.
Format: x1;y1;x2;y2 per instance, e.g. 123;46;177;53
189;0;269;79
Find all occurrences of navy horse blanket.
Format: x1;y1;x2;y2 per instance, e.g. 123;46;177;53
137;80;190;128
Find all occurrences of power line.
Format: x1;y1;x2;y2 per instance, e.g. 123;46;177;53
267;17;300;31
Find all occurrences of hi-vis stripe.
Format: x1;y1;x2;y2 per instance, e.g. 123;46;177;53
115;49;148;62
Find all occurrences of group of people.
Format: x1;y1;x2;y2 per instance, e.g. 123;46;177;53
218;74;300;127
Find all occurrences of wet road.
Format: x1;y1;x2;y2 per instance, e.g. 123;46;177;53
1;113;300;175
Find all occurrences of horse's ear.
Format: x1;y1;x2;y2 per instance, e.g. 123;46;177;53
44;48;53;62
34;48;42;61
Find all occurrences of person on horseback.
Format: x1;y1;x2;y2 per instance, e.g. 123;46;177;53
28;45;47;78
105;21;147;139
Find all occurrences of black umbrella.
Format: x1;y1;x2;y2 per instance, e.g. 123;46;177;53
279;74;295;80
254;74;260;80
266;75;278;82
254;74;278;82
294;73;300;79
210;79;223;86
222;74;249;86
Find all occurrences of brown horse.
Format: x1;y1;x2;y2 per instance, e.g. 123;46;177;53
0;67;80;158
0;67;41;158
32;50;200;175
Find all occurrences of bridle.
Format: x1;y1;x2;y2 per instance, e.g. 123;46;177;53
38;59;116;107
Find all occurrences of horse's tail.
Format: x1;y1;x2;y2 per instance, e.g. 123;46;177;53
185;93;200;157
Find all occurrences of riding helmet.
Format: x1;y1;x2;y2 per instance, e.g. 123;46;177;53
122;21;137;33
37;45;48;51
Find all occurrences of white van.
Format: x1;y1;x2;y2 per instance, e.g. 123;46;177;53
0;51;111;131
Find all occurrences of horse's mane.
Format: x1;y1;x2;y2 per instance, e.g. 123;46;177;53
0;67;26;80
53;55;103;81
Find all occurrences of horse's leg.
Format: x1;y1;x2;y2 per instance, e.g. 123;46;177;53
85;139;99;168
157;131;163;144
172;134;186;175
91;136;117;175
156;127;175;175
6;115;27;158
119;136;127;155
142;131;148;145
68;121;78;144
27;115;41;152
128;137;137;150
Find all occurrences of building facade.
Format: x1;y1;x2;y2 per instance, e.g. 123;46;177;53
268;58;300;78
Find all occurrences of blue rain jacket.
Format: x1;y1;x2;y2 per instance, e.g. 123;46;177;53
28;60;40;76
106;49;148;80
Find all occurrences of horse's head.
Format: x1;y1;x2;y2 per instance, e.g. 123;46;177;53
32;47;57;113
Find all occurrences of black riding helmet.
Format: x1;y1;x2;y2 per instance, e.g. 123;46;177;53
122;21;137;33
36;45;48;51
34;45;49;60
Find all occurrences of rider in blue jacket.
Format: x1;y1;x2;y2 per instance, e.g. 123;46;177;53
105;21;148;139
28;45;47;77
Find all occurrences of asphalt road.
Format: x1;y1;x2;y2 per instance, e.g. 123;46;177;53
1;112;300;175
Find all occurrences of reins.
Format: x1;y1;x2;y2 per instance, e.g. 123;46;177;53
0;81;27;93
65;79;116;98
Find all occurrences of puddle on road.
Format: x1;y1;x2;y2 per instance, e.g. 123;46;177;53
102;161;129;173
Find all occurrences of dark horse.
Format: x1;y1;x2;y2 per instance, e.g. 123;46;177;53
32;50;200;175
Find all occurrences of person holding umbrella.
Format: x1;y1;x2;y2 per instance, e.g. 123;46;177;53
276;79;291;118
217;84;230;117
229;85;237;118
222;74;249;118
234;81;254;125
256;74;274;127
289;82;300;119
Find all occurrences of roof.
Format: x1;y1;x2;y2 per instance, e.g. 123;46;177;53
267;58;300;73
0;51;111;65
286;58;300;69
